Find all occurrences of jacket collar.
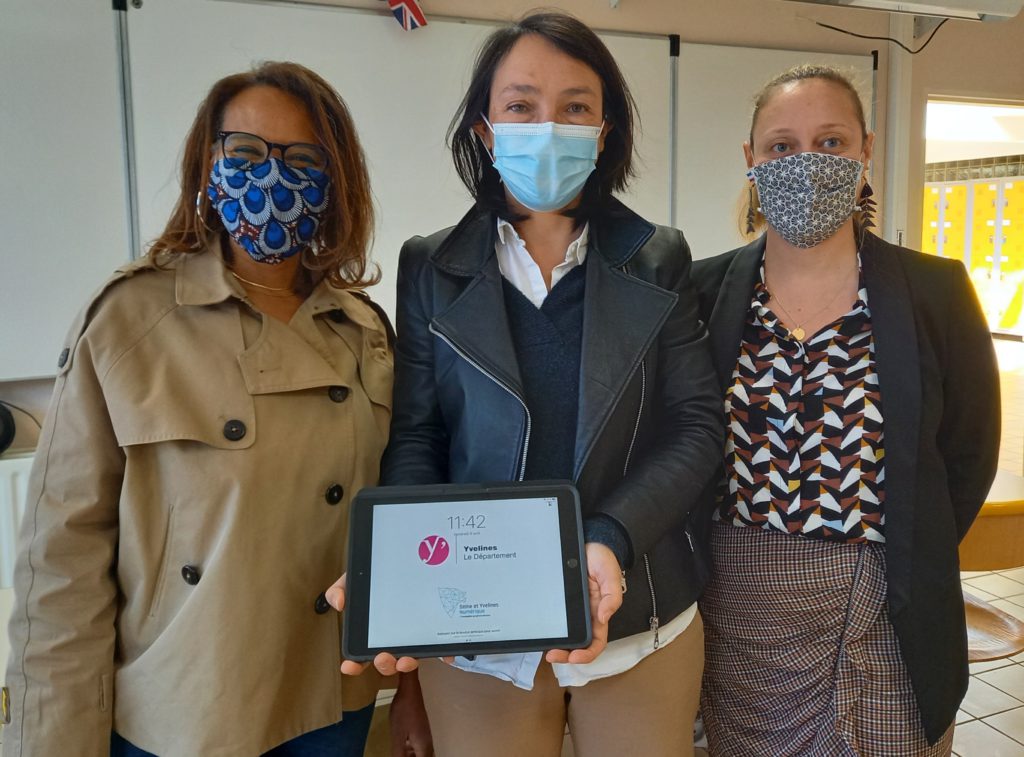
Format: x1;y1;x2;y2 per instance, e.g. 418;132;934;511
859;231;920;615
573;237;677;478
175;240;239;307
430;198;655;277
428;199;672;480
173;239;382;334
706;235;764;391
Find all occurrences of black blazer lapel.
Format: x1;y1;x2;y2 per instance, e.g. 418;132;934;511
708;237;763;392
573;246;676;479
861;233;921;616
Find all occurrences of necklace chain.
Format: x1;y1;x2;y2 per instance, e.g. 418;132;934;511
767;267;856;342
228;269;296;298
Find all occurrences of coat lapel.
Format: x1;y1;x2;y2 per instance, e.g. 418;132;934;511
573;207;673;478
237;315;345;395
708;237;763;392
429;207;523;396
428;202;681;478
861;233;920;615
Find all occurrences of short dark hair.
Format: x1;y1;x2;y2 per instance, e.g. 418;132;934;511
447;12;637;221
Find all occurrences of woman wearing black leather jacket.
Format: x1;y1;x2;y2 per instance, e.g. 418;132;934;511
330;12;722;757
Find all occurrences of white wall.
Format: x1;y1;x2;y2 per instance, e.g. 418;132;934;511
0;0;129;381
4;0;1022;438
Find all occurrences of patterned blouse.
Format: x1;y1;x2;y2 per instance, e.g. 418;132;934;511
716;258;886;543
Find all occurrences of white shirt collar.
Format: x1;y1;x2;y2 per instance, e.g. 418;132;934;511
494;218;589;308
495;218;590;266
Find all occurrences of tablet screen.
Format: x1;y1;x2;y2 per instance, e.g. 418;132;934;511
366;496;569;648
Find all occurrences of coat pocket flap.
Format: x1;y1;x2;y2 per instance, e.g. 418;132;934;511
105;355;256;450
107;393;256;450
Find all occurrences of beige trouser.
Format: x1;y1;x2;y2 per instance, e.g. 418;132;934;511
417;612;704;757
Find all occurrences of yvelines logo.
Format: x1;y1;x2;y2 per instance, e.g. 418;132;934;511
418;535;450;565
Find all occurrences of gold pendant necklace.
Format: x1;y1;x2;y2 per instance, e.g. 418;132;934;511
767;268;855;342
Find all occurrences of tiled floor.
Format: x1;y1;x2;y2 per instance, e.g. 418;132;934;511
956;568;1024;756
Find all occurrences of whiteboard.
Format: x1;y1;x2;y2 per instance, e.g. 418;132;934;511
1;2;875;381
0;0;130;380
126;0;674;321
675;43;874;259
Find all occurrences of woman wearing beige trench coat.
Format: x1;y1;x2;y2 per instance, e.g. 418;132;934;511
3;63;407;756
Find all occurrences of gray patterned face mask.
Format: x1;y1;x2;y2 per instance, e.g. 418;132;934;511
748;152;863;249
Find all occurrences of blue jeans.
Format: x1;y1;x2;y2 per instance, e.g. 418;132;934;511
110;701;376;756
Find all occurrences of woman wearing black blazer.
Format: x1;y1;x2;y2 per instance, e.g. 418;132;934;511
692;65;1000;756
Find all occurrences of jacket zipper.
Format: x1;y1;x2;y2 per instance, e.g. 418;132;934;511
643;554;660;650
622;361;659;650
429;325;532;481
621;361;646;476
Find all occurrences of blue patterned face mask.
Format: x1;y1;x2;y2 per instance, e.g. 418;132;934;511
206;157;330;264
483;117;602;213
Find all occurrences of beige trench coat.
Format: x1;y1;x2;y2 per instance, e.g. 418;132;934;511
3;246;392;756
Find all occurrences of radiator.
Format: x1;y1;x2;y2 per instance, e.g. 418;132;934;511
0;454;33;590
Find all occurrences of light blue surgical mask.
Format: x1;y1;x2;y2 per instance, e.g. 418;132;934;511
482;116;602;212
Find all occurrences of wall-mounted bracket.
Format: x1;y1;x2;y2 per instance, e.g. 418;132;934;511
914;14;945;38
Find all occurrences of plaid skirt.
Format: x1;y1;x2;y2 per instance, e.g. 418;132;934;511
700;523;954;757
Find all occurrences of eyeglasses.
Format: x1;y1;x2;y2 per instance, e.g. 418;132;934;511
215;131;329;173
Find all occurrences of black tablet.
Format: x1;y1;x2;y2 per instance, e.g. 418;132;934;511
342;482;591;661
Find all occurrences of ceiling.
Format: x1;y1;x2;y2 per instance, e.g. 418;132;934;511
926;100;1024;163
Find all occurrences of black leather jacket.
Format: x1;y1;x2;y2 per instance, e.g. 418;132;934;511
381;200;724;641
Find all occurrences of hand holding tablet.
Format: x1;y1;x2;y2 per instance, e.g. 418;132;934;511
325;577;420;675
543;542;623;665
339;483;599;664
328;540;624;674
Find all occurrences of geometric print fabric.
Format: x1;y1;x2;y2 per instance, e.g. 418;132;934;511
716;258;886;543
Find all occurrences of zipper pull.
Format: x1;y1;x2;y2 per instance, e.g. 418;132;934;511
650;615;660;650
685;530;694;552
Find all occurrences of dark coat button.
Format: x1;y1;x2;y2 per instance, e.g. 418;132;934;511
223;419;246;441
57;348;69;369
181;565;201;585
325;484;344;505
314;592;331;614
328;309;346;323
328;386;349;403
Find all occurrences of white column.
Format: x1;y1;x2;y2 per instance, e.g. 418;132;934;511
883;13;915;246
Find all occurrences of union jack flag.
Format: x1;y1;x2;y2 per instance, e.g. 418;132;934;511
387;0;427;30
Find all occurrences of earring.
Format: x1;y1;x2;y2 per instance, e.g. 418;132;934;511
745;184;757;235
856;181;877;230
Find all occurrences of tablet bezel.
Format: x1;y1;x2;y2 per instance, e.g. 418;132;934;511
343;482;592;661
